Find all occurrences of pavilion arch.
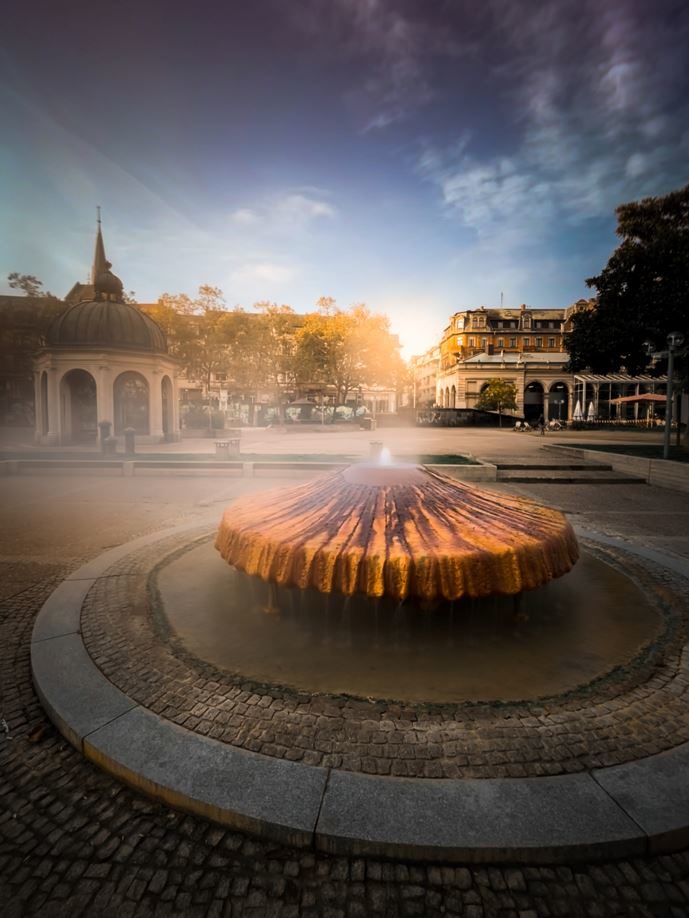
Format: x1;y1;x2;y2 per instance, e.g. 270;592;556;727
60;368;97;444
523;380;545;423
114;371;150;435
547;381;569;422
445;387;450;408
450;385;456;408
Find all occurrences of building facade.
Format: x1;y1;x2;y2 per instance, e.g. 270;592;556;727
433;300;595;422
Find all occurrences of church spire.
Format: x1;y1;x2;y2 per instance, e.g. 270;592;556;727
91;207;124;302
91;206;108;284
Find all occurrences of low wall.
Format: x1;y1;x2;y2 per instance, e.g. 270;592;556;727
545;445;689;494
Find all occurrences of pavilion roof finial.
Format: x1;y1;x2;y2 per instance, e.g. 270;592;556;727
92;207;108;285
90;208;124;301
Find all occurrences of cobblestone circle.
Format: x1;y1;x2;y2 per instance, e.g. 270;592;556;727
5;560;689;916
79;529;689;780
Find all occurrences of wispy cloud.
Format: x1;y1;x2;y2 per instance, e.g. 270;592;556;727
298;0;470;132
231;261;297;284
418;0;689;238
230;189;336;231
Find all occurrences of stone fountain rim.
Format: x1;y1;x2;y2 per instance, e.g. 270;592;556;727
30;515;689;865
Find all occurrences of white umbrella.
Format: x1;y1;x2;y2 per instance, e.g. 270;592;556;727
587;401;595;421
573;399;583;421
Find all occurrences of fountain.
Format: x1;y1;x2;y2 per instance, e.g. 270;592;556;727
215;462;579;602
152;460;663;703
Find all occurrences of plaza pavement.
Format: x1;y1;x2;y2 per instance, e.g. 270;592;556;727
2;428;689;916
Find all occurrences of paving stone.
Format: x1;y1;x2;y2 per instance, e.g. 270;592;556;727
84;705;328;847
30;632;137;750
315;770;645;863
594;744;689;852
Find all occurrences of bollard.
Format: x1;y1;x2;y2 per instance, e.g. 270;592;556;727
123;427;136;456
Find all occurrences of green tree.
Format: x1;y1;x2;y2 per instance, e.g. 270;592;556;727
476;378;517;426
565;184;689;376
7;273;51;297
565;183;689;449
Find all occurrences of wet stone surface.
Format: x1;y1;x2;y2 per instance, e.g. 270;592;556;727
4;567;689;917
79;529;689;780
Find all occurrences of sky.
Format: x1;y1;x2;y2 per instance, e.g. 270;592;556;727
2;0;688;357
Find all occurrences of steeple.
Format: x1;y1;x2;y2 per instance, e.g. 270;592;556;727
91;206;108;284
91;207;124;302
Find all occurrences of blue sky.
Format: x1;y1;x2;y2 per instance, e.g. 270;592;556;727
2;0;688;356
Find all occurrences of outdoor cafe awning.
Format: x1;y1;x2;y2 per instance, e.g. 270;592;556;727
609;394;666;404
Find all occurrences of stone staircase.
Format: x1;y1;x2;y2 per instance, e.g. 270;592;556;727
492;460;646;484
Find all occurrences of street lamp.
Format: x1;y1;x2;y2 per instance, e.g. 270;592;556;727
643;332;685;460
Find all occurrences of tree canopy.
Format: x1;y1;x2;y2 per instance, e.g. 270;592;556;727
294;300;403;408
476;379;517;417
565;183;689;376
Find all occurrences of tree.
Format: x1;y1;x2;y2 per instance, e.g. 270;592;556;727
7;273;52;297
476;378;517;425
565;184;689;375
565;183;689;448
294;301;403;414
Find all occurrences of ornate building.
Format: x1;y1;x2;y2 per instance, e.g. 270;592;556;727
434;300;595;422
33;219;181;445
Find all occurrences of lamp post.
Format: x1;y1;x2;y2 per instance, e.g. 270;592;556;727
643;332;685;460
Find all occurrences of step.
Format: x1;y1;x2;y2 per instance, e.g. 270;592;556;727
497;469;646;484
495;463;613;471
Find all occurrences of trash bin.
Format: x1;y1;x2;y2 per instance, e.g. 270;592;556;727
123;427;136;456
370;440;384;459
359;417;373;431
103;436;117;456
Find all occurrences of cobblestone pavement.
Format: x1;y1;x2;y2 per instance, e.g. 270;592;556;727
81;532;689;780
4;474;689;916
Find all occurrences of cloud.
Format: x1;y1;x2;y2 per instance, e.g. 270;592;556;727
231;261;297;284
230;208;259;225
229;190;336;232
298;0;470;132
418;0;689;241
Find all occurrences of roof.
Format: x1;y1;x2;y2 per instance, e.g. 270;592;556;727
46;300;167;353
573;373;667;383
462;352;569;365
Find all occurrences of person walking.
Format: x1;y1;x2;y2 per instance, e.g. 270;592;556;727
537;414;546;435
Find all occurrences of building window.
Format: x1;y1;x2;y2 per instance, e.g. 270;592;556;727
510;337;516;347
498;338;504;348
548;337;555;347
536;337;543;348
523;337;530;346
469;337;475;347
481;338;487;349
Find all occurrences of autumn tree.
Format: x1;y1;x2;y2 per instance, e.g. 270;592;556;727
476;378;518;425
294;301;403;412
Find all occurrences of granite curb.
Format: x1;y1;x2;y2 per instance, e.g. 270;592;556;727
30;518;689;864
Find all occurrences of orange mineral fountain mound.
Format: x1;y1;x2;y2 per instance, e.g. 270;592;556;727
215;464;579;602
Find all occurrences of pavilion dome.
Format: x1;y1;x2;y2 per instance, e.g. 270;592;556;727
46;299;167;353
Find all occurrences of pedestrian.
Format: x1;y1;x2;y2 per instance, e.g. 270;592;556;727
537;414;545;435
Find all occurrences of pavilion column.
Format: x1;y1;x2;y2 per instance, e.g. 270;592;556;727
171;375;181;439
149;370;163;440
33;371;42;443
97;363;113;429
44;367;61;445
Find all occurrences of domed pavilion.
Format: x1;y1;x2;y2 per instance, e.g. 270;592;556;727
33;218;180;445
